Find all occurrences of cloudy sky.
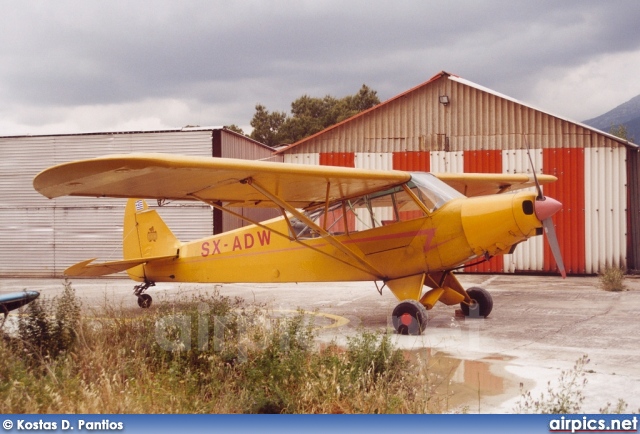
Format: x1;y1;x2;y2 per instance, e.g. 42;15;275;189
2;0;640;136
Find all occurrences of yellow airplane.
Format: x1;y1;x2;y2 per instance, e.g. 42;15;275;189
33;153;564;335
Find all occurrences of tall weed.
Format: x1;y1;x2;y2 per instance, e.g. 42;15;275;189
514;355;589;413
17;280;81;362
2;284;439;413
599;267;627;292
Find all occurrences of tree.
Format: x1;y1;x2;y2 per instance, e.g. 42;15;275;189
250;85;380;147
224;124;245;135
249;104;288;147
346;84;381;112
609;124;635;143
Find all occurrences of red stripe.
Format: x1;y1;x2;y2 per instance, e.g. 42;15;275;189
319;152;355;168
392;151;430;171
543;148;585;274
463;150;504;273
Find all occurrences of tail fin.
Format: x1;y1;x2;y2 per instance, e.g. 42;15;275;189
124;199;181;278
62;200;179;279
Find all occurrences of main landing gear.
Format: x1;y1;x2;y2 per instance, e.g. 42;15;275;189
387;273;494;335
392;300;428;335
134;281;155;308
459;287;493;318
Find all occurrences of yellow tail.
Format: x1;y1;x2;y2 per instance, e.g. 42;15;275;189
123;199;180;280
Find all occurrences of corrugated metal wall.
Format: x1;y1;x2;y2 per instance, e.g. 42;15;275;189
213;129;282;233
215;129;281;162
463;150;504;273
545;148;586;275
283;153;319;166
627;148;640;272
502;149;544;273
280;72;635;275
1;129;278;277
583;146;627;273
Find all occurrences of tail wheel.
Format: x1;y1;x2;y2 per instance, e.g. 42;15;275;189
392;300;428;335
460;287;493;318
137;293;153;308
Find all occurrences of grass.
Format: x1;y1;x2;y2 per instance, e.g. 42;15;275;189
6;282;634;414
599;266;627;292
1;282;444;414
514;355;589;413
514;355;639;414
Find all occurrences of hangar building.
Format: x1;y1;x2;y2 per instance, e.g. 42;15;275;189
3;72;637;278
0;127;280;277
276;71;640;275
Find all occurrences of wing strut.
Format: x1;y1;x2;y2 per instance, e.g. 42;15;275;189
240;177;386;279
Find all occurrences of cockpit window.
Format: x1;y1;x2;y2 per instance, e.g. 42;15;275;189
287;173;464;240
409;172;465;212
288;183;429;239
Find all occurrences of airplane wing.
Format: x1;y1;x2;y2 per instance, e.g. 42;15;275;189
34;153;411;209
34;153;556;209
434;173;557;197
64;255;177;277
0;291;40;313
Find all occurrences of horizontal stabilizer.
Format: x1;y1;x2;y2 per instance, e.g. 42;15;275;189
65;255;177;277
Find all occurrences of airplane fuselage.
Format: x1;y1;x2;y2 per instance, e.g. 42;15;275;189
136;190;544;286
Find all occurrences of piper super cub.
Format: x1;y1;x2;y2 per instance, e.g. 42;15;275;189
33;153;564;335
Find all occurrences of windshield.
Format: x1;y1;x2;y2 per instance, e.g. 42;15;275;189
288;183;429;239
287;173;464;240
409;172;465;212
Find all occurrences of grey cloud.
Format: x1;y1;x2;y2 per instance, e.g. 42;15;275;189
1;0;640;133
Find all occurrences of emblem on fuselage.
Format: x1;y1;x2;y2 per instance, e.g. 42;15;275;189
147;226;158;242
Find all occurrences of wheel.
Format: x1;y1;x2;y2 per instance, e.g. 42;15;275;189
392;300;428;335
460;287;493;318
137;293;152;308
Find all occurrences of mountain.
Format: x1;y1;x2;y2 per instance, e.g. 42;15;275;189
583;94;640;143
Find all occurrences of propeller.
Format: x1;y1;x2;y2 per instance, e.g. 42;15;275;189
524;136;566;278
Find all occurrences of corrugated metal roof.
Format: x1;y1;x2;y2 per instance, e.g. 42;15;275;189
1;126;276;153
275;72;450;154
277;71;638;154
1;126;222;139
448;75;638;149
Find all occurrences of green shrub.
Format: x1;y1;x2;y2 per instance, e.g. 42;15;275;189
345;331;406;384
2;286;435;414
514;355;589;413
17;295;52;358
599;266;627;292
52;280;82;354
17;280;81;362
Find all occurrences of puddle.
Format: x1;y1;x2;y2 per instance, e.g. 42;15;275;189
482;354;516;362
406;349;524;413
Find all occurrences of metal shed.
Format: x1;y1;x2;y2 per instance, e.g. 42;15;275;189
0;127;280;277
277;71;640;275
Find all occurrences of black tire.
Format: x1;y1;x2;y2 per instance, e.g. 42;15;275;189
460;287;493;318
137;293;153;308
392;300;428;335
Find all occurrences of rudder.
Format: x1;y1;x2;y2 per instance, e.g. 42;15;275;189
124;199;181;279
